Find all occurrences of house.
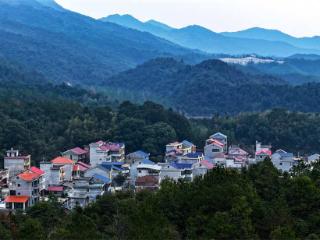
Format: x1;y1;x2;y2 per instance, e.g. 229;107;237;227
272;149;295;172
178;152;204;164
89;141;125;167
207;132;228;152
51;157;74;182
228;146;249;161
130;159;158;185
5;169;44;210
204;139;225;160
225;157;244;169
65;175;109;209
165;140;196;161
135;176;159;192
126;150;150;165
72;161;91;179
255;141;272;161
210;152;227;166
84;162;125;180
40;157;74;187
308;154;320;163
4;149;31;178
47;186;64;197
159;162;193;182
62;147;88;163
193;160;214;177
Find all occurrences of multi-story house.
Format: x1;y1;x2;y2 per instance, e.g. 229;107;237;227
272;149;296;172
204;139;225;160
89;141;125;167
4;148;31;178
126;150;150;165
255;141;272;162
207;132;228;152
5;168;44;210
62;147;88;163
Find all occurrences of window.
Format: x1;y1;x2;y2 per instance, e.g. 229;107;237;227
17;184;21;187
280;163;283;165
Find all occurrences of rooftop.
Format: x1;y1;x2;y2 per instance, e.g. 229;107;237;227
5;195;29;203
18;171;41;182
51;156;74;165
30;166;45;175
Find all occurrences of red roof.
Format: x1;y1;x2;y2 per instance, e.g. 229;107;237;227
18;171;41;182
208;139;224;147
48;186;64;192
70;147;87;155
256;149;272;156
135;176;159;186
5;195;29;203
30;166;45;175
200;160;215;169
73;162;90;172
51;157;74;165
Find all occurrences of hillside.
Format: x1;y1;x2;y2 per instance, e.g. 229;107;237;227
106;58;320;115
101;14;320;57
0;0;192;85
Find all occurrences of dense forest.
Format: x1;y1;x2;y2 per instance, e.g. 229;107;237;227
2;160;320;239
106;58;320;115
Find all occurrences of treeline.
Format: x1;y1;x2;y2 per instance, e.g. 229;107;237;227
191;109;320;155
0;80;193;165
2;80;320;166
2;160;320;239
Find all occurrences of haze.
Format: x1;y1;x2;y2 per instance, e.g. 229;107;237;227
55;0;319;37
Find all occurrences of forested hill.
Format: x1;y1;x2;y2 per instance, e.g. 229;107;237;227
3;160;320;239
106;57;320;115
0;0;192;85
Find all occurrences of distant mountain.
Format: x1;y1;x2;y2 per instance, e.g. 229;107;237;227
104;57;320;115
101;14;320;57
222;27;320;51
0;1;193;85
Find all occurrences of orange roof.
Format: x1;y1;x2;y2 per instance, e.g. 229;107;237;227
51;156;74;165
5;195;29;203
30;166;45;175
18;171;41;182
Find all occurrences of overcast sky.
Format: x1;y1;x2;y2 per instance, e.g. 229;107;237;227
55;0;319;37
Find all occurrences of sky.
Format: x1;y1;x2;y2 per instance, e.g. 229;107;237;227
55;0;319;37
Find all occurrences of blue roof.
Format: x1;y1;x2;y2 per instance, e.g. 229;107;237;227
170;162;193;170
185;152;203;158
141;159;155;165
275;150;294;158
182;140;195;147
99;162;124;171
92;174;111;184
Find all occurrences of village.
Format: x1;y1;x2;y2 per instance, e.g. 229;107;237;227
0;132;318;211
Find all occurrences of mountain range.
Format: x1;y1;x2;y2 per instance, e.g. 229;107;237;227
102;14;320;57
0;0;195;85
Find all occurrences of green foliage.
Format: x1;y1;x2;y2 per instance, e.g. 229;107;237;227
3;160;320;239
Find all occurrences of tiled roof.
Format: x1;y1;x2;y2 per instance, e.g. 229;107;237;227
207;139;224;147
48;186;64;192
200;160;215;169
18;171;41;182
211;132;227;139
51;156;74;165
5;195;29;203
170;162;193;170
135;176;159;186
256;149;272;156
70;147;87;155
92;174;111;184
98;142;125;152
30;166;45;175
185;152;203;158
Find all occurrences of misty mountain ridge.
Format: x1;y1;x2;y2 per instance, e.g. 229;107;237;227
102;14;320;57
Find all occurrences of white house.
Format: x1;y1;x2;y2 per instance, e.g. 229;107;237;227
62;147;88;162
255;141;272;162
204;140;224;160
4;149;31;178
89;141;125;167
272;149;295;172
308;154;320;164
